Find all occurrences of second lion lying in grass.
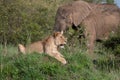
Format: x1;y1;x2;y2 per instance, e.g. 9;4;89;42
18;31;67;64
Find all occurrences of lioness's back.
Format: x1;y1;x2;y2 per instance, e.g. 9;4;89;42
26;41;44;53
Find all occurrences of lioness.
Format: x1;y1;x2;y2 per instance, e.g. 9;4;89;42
18;31;67;64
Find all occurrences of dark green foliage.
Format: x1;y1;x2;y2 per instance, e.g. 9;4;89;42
103;36;120;50
0;0;62;44
103;36;120;59
106;0;114;4
92;30;120;71
95;54;120;71
1;44;120;80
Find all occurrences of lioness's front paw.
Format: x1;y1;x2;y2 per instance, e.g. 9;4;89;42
62;59;67;65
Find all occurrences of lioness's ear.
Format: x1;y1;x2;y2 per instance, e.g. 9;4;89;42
53;32;59;38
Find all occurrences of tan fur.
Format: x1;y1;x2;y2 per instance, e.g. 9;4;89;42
18;32;67;64
18;44;26;54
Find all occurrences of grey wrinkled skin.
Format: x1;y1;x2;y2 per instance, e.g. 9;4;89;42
82;11;120;54
54;0;120;54
54;0;92;31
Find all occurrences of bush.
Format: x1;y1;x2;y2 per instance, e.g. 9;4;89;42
103;32;120;58
0;0;73;44
95;32;120;71
0;50;111;80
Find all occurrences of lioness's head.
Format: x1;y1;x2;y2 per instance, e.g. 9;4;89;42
53;31;67;48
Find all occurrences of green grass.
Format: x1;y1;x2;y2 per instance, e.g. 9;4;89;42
0;44;120;80
0;0;120;80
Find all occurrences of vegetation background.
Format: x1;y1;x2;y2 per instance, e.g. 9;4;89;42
0;0;120;80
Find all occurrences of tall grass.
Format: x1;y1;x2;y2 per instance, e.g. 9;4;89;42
0;44;120;80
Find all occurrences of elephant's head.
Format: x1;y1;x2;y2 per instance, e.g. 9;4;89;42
54;0;92;32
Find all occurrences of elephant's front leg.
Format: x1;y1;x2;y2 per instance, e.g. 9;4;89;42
86;34;99;61
84;25;96;55
86;35;95;54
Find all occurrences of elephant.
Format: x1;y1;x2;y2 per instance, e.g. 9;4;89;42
90;3;120;15
54;0;120;54
81;3;120;54
54;1;120;31
54;0;92;31
82;11;120;54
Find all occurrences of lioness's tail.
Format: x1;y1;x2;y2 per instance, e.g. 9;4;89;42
18;44;26;54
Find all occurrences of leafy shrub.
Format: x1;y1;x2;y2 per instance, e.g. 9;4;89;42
93;32;120;71
0;0;72;44
103;32;120;65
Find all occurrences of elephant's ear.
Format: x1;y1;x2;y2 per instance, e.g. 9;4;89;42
72;1;92;26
